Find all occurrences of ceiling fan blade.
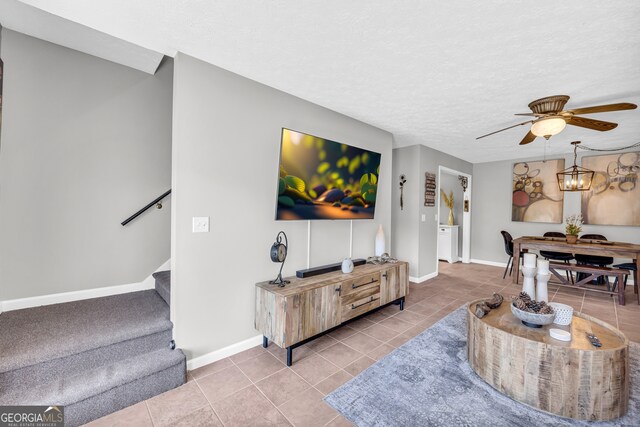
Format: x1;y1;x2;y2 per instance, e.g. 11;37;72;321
476;120;533;140
519;131;537;145
567;103;637;115
514;113;545;117
567;116;618;131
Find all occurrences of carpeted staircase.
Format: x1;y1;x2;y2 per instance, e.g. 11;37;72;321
0;271;184;426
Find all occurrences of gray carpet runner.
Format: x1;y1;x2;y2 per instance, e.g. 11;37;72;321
153;270;171;305
0;274;184;426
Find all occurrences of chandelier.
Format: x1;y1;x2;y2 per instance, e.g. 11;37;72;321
556;141;594;191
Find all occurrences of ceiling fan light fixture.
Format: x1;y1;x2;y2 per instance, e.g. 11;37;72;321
531;116;567;139
556;141;594;192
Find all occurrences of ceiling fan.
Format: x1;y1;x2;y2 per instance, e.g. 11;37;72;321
476;95;637;145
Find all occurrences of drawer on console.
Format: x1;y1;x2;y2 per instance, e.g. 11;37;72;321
341;283;380;306
342;293;380;321
341;273;381;297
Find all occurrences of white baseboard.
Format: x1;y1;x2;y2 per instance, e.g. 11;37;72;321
409;272;438;283
470;258;508;268
0;259;171;313
187;334;263;371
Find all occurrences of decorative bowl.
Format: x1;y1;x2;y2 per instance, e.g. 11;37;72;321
511;303;555;328
549;302;574;326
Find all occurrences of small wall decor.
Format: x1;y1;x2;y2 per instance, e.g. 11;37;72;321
512;159;565;223
581;152;640;226
424;172;436;207
458;175;468;192
464;199;470;212
399;174;407;210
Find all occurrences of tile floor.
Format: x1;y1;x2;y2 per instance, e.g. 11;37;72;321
88;262;639;426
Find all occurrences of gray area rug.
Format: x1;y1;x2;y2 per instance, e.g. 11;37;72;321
325;305;639;426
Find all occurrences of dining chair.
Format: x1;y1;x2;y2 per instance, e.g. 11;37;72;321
540;232;574;283
576;234;614;288
500;230;517;279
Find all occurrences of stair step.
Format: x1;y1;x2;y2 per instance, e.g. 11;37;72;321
2;348;186;427
0;290;171;391
153;270;171;306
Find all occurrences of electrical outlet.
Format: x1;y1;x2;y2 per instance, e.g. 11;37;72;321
192;217;209;233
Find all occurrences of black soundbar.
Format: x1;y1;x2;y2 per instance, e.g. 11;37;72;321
296;258;367;278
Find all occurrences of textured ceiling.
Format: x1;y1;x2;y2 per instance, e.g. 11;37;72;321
1;0;163;74
15;0;640;163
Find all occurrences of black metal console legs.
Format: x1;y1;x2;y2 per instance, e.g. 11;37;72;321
286;347;292;366
262;336;268;348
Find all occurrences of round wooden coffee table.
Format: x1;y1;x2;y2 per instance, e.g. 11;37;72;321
467;300;629;421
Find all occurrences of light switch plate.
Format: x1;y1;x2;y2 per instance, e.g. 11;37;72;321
421;214;426;222
192;217;209;233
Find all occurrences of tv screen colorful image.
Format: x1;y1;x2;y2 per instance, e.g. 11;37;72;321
275;128;382;220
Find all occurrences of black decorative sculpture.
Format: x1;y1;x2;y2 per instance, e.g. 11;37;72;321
399;175;407;210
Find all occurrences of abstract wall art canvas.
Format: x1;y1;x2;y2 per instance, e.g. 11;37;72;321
275;128;382;220
512;159;565;223
581;152;640;226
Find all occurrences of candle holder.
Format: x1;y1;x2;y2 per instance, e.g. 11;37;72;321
523;253;538;268
536;273;551;302
522;266;537;298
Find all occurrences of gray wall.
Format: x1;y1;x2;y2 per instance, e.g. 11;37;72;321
0;29;173;300
471;153;640;264
390;145;420;275
439;172;464;257
171;53;394;359
391;145;472;278
418;146;472;277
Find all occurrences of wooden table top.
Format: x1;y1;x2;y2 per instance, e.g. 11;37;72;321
515;236;640;252
472;301;628;352
513;236;640;260
256;261;408;296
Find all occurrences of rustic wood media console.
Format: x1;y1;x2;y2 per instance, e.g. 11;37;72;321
255;261;409;366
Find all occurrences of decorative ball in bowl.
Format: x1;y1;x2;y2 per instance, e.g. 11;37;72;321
511;303;555;328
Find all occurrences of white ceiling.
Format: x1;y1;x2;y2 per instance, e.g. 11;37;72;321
0;0;163;74
13;0;640;163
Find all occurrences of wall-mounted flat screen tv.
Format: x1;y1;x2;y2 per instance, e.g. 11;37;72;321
275;128;382;220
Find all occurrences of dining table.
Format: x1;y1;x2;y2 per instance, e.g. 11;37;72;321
512;236;640;290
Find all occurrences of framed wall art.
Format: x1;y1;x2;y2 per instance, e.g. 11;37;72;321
581;152;640;226
512;159;565;223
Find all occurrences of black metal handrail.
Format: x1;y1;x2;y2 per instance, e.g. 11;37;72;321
121;189;171;226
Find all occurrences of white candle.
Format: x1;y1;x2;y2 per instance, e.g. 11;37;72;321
536;272;551;302
524;253;537;268
522;266;537;297
537;259;550;274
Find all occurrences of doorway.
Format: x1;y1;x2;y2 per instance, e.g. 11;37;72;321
437;166;472;272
